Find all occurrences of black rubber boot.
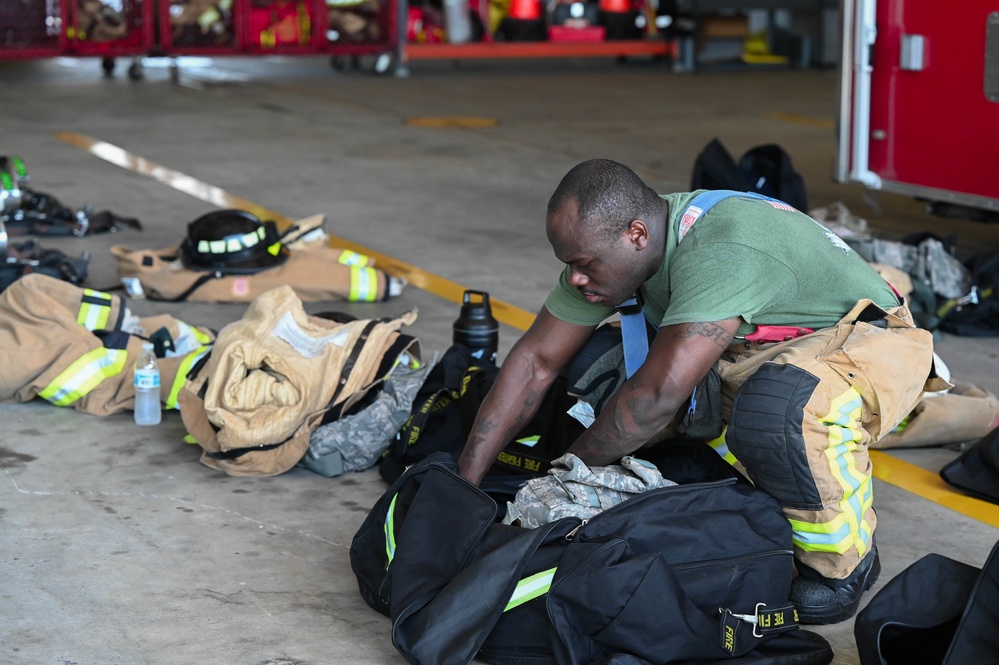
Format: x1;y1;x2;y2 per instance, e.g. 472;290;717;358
790;545;881;625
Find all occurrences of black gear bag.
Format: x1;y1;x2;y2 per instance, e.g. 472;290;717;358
854;538;999;665
939;426;999;504
379;344;586;495
351;452;833;665
690;138;808;213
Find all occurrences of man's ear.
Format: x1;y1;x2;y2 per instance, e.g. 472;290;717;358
626;219;650;250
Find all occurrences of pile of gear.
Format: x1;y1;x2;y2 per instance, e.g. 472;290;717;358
1;154;142;294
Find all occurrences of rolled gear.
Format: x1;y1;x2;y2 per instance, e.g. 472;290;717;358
179;285;420;476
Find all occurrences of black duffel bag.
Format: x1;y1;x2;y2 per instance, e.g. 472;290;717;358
351;452;833;665
854;538;999;665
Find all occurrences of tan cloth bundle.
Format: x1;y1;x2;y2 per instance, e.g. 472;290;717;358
179;285;420;476
111;214;393;303
0;273;215;416
874;381;999;449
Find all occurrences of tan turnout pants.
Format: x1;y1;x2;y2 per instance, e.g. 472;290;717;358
710;299;944;580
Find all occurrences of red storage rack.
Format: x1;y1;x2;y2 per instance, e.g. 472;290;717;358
319;0;400;64
66;0;155;58
0;0;70;58
1;0;399;75
244;0;325;54
160;0;244;54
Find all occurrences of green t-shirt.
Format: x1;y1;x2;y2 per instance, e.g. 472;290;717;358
544;191;899;337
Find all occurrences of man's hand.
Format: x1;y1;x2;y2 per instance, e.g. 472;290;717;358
566;317;740;466
457;308;594;486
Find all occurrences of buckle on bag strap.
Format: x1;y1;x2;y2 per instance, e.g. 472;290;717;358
718;603;799;653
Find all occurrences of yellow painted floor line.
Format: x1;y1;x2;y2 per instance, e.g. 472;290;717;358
768;112;836;130
58;131;999;529
871;450;999;528
55;131;537;332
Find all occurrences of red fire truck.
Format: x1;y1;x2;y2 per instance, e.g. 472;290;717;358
837;0;999;217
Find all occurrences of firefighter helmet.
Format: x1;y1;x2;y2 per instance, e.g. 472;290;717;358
179;209;289;274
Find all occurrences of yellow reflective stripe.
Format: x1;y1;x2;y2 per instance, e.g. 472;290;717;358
516;435;540;447
349;266;378;302
267;242;282;256
384;494;399;566
77;289;113;331
38;347;128;406
337;249;370;266
164;346;212;410
792;387;873;556
504;567;557;612
191;326;213;345
706;427;738;465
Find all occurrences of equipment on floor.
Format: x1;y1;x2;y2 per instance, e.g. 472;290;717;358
935;249;999;337
940;426;999;504
179;208;290;274
854;538;999;664
352;452;834;665
378;343;585;497
690;138;808;212
112;213;405;303
179;285;420;477
1;238;90;293
1;154;142;237
452;289;499;364
0;273;215;416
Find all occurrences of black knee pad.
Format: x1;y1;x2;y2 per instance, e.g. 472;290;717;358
727;362;823;510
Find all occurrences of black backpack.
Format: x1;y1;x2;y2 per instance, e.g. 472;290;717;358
690;138;808;212
351;452;834;665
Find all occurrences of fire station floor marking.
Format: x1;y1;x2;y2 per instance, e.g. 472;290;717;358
870;450;999;527
57;131;999;528
55;131;536;332
767;112;836;130
403;117;501;129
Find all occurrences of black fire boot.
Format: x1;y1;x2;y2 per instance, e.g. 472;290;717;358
790;544;881;625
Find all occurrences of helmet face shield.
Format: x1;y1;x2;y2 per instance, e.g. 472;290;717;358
180;210;290;274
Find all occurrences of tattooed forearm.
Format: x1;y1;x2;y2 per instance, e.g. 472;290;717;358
674;321;736;349
567;381;671;466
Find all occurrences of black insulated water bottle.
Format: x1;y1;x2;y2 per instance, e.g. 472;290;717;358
453;290;499;365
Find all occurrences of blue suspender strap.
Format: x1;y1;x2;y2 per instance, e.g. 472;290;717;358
691;189;782;210
616;295;648;379
615;190;794;378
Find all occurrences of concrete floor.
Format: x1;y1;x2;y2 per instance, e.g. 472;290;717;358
1;54;998;665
